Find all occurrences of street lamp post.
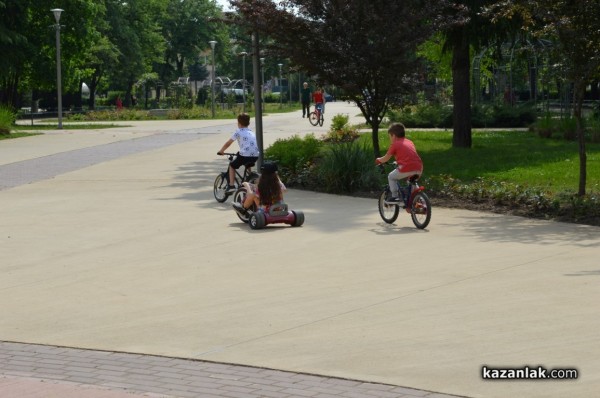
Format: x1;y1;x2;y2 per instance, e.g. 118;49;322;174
51;8;64;129
240;51;248;113
209;40;217;118
260;57;265;105
278;63;283;108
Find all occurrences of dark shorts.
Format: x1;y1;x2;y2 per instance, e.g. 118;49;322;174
230;154;258;169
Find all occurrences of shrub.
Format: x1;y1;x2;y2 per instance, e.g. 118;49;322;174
388;103;451;128
0;105;16;135
535;113;555;138
314;141;381;193
389;102;536;128
74;109;156;121
264;134;323;183
322;114;360;143
491;103;536;127
166;107;211;119
559;117;577;140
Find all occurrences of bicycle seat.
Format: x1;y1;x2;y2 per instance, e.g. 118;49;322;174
243;162;256;168
408;175;420;183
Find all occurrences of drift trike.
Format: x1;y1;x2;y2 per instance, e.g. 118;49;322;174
248;203;305;230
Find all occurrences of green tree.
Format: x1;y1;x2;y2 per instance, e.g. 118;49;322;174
0;0;30;107
162;0;227;78
441;0;520;148
490;0;600;196
105;0;167;106
0;0;104;109
232;0;447;156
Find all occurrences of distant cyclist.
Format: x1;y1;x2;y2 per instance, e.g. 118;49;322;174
312;87;325;115
217;113;260;192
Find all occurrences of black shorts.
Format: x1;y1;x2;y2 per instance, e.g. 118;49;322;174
230;154;257;169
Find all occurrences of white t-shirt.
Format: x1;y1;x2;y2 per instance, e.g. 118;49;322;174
232;127;260;157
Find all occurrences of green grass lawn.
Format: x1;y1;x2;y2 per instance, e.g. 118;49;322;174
374;130;599;195
13;123;121;132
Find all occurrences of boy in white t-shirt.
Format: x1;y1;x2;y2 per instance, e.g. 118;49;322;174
217;113;260;192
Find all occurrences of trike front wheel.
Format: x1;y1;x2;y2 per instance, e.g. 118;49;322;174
233;187;256;223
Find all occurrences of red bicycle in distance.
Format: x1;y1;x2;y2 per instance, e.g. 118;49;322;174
308;103;324;127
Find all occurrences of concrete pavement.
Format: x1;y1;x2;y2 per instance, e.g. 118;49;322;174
1;102;599;398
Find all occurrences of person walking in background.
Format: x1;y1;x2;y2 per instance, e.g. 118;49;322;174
115;96;123;110
301;82;312;118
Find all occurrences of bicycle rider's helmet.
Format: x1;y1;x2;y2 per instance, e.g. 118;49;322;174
260;162;278;174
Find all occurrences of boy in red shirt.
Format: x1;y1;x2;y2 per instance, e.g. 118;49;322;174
312;87;324;114
376;123;423;203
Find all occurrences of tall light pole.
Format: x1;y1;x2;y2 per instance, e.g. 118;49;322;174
260;57;265;105
209;40;217;118
51;8;64;129
278;63;283;108
240;51;248;113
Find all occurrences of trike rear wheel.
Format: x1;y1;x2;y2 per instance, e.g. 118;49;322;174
292;210;305;227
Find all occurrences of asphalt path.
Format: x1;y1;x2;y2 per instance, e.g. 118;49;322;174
1;102;599;398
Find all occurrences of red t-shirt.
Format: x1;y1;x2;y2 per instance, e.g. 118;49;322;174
312;91;324;104
386;138;423;173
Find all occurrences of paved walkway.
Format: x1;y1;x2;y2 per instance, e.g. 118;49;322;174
2;102;599;398
0;341;457;397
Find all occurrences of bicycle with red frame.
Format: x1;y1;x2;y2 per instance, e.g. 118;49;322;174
308;103;324;126
376;161;432;229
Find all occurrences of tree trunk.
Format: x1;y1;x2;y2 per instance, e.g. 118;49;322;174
573;81;587;196
451;29;472;148
87;70;102;110
371;122;380;157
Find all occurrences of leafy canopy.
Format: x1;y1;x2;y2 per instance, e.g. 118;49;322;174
232;0;449;153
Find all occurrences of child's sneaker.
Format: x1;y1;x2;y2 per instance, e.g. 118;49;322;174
232;202;248;216
226;184;237;193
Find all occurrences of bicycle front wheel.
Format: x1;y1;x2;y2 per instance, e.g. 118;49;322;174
213;173;229;203
410;192;431;229
308;111;319;126
318;112;324;126
378;190;399;224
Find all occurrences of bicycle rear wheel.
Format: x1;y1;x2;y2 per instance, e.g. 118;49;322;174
410;192;431;229
378;189;399;224
245;171;259;185
213;173;229;203
308;111;319;126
